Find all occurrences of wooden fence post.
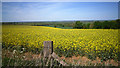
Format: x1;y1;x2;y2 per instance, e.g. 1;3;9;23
43;41;69;66
43;41;53;57
43;41;53;66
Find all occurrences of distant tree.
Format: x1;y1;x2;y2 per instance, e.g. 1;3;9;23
62;25;64;27
116;19;120;29
102;21;110;29
89;23;94;29
109;21;117;29
86;23;90;29
82;24;86;29
93;21;102;29
73;21;83;29
14;22;16;25
92;20;120;29
54;25;57;28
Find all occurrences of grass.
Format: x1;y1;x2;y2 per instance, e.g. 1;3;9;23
2;46;119;67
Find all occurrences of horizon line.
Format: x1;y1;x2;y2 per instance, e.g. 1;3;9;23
2;19;118;22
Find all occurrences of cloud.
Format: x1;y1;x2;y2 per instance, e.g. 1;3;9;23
2;2;118;22
2;2;64;22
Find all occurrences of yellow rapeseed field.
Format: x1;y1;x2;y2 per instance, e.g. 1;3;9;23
2;25;119;60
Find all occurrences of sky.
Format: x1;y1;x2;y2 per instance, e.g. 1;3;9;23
2;0;120;2
2;2;118;22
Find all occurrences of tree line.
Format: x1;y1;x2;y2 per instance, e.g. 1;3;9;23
73;19;120;29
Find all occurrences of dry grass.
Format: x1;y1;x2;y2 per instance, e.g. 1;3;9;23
2;49;119;66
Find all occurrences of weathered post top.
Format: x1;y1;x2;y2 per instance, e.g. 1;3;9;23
43;41;53;58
